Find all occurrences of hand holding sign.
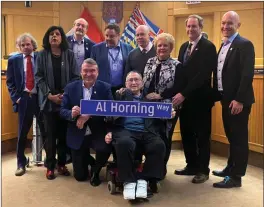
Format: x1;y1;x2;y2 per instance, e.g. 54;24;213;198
146;92;162;100
76;115;91;129
72;106;80;118
105;132;112;144
171;108;176;119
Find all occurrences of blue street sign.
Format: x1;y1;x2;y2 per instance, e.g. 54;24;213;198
80;100;172;118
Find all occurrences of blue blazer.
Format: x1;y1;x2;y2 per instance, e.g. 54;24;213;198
6;53;38;112
90;41;133;85
60;79;113;150
67;35;95;59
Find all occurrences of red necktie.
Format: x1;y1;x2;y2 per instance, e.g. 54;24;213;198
26;55;34;91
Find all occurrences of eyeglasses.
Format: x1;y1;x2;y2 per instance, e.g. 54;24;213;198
126;78;142;83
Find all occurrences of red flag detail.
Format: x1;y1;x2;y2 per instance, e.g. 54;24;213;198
80;7;104;43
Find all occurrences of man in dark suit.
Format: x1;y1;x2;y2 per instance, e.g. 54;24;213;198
6;33;45;176
124;25;156;78
212;11;255;188
60;58;113;187
91;23;133;97
67;18;95;72
172;15;217;183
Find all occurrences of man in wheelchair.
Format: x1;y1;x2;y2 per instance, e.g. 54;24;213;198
105;71;175;200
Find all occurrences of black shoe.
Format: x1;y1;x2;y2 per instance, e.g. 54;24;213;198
192;173;209;184
212;169;230;177
90;172;101;187
174;167;197;176
213;176;242;188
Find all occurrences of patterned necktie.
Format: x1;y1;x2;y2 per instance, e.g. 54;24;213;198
184;43;193;63
142;49;147;54
26;55;34;91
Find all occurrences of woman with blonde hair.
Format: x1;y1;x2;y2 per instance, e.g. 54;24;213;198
143;32;185;176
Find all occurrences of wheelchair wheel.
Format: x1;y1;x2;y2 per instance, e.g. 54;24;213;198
108;181;116;194
149;181;161;193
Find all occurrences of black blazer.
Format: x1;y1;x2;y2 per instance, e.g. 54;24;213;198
178;36;217;108
213;34;255;106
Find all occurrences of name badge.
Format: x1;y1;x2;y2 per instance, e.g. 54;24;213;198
112;63;118;71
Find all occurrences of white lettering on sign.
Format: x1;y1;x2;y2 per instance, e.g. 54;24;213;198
111;102;155;116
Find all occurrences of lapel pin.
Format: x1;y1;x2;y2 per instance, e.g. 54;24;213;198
195;48;198;51
230;48;233;51
94;91;96;94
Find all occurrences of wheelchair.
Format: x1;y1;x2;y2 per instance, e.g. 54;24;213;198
105;146;161;196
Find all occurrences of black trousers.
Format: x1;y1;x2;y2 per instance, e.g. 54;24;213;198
113;129;166;183
71;135;111;181
222;103;251;177
180;104;212;174
166;115;179;165
17;92;45;168
43;111;67;170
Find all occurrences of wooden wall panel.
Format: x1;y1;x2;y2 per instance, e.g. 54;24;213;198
1;76;19;141
174;14;213;57
13;15;53;51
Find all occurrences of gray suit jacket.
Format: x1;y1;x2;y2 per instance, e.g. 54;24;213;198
35;49;80;112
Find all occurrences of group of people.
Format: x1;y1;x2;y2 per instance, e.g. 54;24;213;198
6;10;255;201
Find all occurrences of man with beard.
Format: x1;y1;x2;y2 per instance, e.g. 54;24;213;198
67;18;95;72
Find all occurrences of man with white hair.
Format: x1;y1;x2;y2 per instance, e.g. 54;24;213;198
124;25;156;78
212;11;255;188
67;18;95;71
6;33;45;176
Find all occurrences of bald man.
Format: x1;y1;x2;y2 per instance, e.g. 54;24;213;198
212;11;255;188
124;25;156;78
67;18;95;71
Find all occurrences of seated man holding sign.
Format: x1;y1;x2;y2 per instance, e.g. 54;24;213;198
60;58;113;187
105;71;175;200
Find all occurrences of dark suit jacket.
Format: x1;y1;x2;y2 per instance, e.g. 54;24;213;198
6;53;38;112
90;41;133;85
60;80;113;150
35;49;80;112
112;89;167;138
213;34;255;106
67;35;95;59
178;36;217;108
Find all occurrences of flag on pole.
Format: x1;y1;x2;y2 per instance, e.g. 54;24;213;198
66;7;104;43
121;7;163;48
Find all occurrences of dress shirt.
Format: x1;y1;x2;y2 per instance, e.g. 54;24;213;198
139;42;153;53
217;32;238;91
107;41;123;87
72;36;85;71
23;52;37;94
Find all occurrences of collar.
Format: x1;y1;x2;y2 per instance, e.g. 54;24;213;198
23;52;34;59
133;93;142;99
82;81;95;90
222;32;238;44
73;35;84;44
106;41;121;49
139;41;153;52
189;34;202;46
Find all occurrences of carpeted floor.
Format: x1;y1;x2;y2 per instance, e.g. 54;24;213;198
2;149;263;207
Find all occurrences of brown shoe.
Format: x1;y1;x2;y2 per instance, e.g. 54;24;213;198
57;165;70;176
192;173;209;183
15;167;26;176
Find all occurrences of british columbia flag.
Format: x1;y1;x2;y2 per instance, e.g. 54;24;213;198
121;7;164;48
